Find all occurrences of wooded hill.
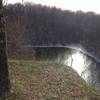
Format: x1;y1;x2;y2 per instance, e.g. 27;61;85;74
5;3;100;59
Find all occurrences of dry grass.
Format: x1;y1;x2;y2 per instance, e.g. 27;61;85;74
0;60;100;100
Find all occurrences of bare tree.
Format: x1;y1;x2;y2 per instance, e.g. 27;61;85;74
0;0;10;95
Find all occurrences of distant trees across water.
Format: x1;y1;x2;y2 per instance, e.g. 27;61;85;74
5;3;100;59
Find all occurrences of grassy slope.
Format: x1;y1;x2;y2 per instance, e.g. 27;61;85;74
1;60;100;100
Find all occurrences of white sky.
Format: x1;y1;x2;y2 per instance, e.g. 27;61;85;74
7;0;100;14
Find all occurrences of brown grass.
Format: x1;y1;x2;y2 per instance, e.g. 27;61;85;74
0;60;100;100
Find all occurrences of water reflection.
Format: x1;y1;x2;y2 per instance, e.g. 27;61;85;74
64;51;93;85
32;46;100;90
65;52;85;75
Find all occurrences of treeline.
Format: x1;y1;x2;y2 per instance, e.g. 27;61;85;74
5;3;100;59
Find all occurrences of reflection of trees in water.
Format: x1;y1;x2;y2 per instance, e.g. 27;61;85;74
34;47;100;90
69;52;100;90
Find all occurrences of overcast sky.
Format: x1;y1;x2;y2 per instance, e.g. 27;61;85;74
7;0;100;14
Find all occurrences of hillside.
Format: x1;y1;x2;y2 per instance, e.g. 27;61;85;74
5;3;100;59
1;60;100;100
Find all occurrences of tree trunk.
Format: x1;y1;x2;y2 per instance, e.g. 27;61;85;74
0;0;10;95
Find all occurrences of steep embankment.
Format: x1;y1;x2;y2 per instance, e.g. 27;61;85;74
2;60;100;100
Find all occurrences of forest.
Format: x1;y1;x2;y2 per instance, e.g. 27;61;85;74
5;3;100;59
1;1;100;98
